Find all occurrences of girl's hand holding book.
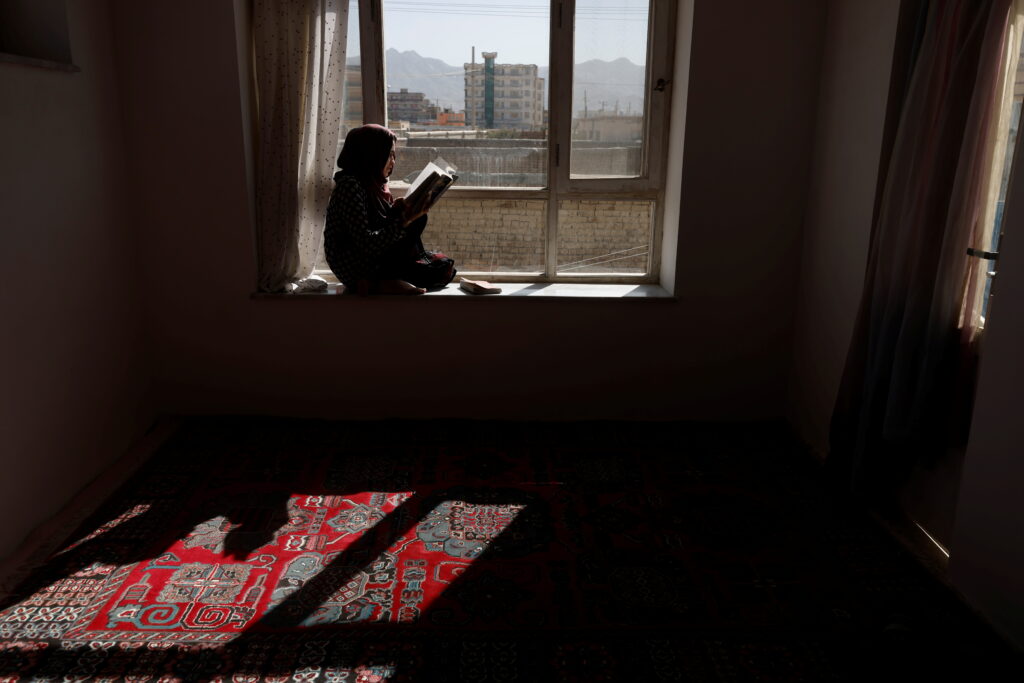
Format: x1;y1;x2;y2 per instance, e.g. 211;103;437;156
395;194;431;226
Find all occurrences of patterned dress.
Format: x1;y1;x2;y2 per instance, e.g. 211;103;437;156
323;174;408;286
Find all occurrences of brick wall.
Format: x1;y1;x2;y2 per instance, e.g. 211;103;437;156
422;198;652;274
556;200;651;273
425;199;546;272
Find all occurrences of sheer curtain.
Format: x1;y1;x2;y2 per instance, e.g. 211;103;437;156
253;0;349;293
830;0;1021;499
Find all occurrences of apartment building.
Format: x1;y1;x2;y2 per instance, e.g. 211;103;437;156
464;51;545;130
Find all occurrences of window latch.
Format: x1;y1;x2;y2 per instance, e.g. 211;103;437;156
967;247;999;260
654;78;670;92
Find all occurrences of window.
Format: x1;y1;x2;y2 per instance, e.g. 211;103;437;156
322;0;676;282
964;10;1024;331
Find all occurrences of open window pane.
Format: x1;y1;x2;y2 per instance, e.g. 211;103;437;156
425;199;547;272
966;21;1024;325
382;1;549;188
983;41;1024;314
982;98;1020;318
570;0;650;179
556;199;652;274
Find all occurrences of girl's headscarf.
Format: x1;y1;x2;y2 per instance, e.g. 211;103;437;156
336;124;397;205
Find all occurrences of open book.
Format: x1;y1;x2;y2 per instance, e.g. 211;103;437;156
404;157;458;211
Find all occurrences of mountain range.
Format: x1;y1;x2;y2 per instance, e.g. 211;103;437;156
363;48;647;117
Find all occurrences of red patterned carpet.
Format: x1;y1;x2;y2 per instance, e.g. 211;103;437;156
0;419;1019;681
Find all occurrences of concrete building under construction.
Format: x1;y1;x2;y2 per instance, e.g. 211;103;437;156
464;51;545;131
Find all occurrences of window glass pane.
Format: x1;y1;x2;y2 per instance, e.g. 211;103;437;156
984;98;1020;317
425;199;547;272
557;199;652;274
382;1;549;188
570;0;649;179
342;0;362;132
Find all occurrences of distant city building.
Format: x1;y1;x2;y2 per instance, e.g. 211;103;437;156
387;88;438;123
345;64;363;131
436;109;465;126
464;51;545;130
405;108;468;133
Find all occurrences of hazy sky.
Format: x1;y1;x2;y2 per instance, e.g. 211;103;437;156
346;0;650;67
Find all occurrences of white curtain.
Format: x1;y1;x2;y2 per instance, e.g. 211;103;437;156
253;0;349;293
830;0;1020;497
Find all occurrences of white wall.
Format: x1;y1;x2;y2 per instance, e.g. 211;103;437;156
110;0;827;423
789;0;900;455
0;1;151;560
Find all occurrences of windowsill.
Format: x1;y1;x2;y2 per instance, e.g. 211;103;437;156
256;282;674;300
424;282;672;298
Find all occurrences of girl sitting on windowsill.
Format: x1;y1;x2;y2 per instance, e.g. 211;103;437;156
323;124;455;295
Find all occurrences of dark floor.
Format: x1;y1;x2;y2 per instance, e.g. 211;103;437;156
0;418;1019;681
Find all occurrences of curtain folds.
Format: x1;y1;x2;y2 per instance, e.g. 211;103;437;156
829;0;1019;498
253;0;349;293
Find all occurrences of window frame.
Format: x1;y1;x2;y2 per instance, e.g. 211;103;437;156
350;0;676;285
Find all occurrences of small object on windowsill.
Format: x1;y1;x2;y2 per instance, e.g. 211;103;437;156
291;275;328;294
459;277;502;295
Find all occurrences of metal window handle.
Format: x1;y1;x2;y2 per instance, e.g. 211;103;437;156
967;247;999;260
654;78;670;92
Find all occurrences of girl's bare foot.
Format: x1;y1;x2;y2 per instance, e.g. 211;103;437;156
375;279;425;295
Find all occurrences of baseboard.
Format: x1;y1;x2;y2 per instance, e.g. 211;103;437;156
869;508;950;581
0;417;180;598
